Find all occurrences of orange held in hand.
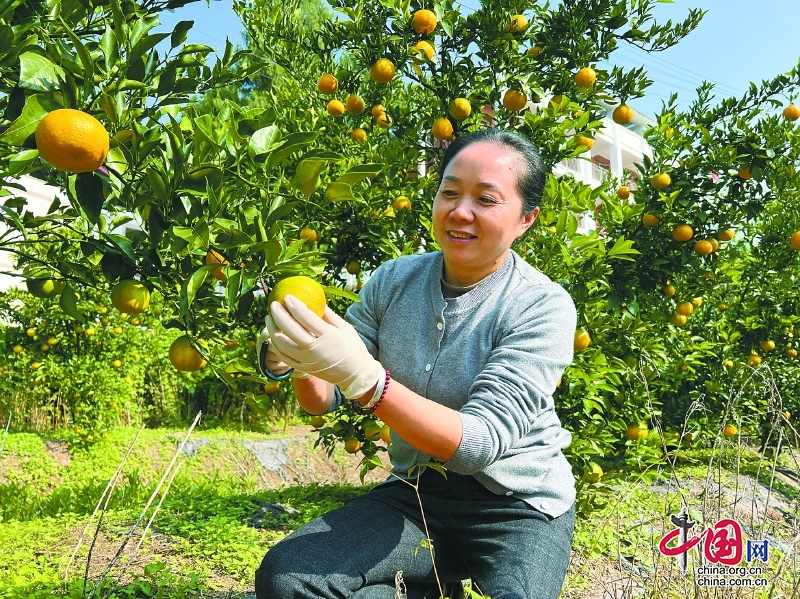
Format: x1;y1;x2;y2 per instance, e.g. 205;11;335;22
268;276;327;318
35;109;109;173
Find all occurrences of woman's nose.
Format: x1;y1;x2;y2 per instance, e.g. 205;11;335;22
449;198;474;220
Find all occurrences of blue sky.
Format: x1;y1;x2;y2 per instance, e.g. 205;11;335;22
157;0;800;120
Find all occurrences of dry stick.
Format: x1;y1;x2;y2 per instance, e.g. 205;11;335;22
115;462;184;585
63;426;146;585
0;411;11;460
87;411;202;599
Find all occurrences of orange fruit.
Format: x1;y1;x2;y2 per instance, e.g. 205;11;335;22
12;344;22;353
31;362;42;370
502;89;527;111
300;227;318;243
110;279;150;314
40;344;50;352
263;382;280;393
694;240;713;255
112;359;122;368
747;354;762;365
760;340;775;351
738;166;752;179
380;424;392;444
612;104;634;125
113;327;123;335
676;302;694;316
310;415;326;428
574;329;591;351
526;45;541;57
393;196;412;211
626;423;648;441
549;95;565;108
664;284;676;297
707;238;719;252
672;224;693;242
350;128;367;143
506;14;528;32
370;59;396;84
371;104;386;117
642;213;660;227
26;277;66;298
410;40;435;64
723;424;737;437
717;229;735;241
412;9;437;34
326;99;345;117
346;261;361;275
168;335;208;372
35;109;109;173
616;186;630;200
317;74;338;94
362;420;383;441
432;117;453;141
343;438;361;454
206;249;229;282
717;303;727;311
376;112;393;129
791;231;800;250
669;314;687;326
449;98;472;120
783;104;800;120
587;462;603;482
787;348;798;357
267;276;327;318
651;173;671;190
576;136;594;151
691;297;703;308
345;94;366;115
722;359;734;368
574;67;596;88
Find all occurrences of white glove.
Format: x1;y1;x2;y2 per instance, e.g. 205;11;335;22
256;325;309;379
265;295;384;399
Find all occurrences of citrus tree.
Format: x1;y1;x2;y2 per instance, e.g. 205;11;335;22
232;0;800;493
0;0;382;429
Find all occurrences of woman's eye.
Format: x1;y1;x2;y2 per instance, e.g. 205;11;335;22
441;189;458;197
480;197;498;204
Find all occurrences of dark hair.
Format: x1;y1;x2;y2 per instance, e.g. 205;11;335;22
436;128;546;216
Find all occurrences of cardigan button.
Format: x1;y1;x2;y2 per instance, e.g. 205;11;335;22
425;364;431;372
505;491;513;496
436;322;443;330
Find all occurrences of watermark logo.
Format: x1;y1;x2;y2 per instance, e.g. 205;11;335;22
658;507;769;588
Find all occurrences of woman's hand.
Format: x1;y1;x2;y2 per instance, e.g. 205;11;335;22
256;325;309;379
266;295;384;399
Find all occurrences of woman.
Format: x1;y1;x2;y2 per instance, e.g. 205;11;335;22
256;128;578;599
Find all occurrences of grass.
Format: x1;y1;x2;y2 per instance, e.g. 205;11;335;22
0;425;799;599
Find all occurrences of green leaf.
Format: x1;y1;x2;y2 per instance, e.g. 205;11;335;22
294;159;326;197
19;49;65;92
60;17;94;83
105;233;137;264
171;20;194;48
182;264;218;308
322;285;360;303
336;163;382;185
59;284;84;322
606;236;641;261
248;125;280;157
74;172;105;225
130;32;170;66
326;182;354;202
7;149;39;175
100;25;118;70
0;94;61;146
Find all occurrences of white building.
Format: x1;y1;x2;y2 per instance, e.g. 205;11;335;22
0;174;67;291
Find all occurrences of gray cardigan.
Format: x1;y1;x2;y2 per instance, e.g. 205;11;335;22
331;249;578;518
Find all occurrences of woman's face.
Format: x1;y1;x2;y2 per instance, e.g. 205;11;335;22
432;141;538;286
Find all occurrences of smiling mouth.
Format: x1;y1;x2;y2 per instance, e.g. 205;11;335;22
447;231;476;240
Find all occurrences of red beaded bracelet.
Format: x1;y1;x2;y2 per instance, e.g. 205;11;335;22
351;370;391;415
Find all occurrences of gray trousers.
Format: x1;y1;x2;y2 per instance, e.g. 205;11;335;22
255;470;574;599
